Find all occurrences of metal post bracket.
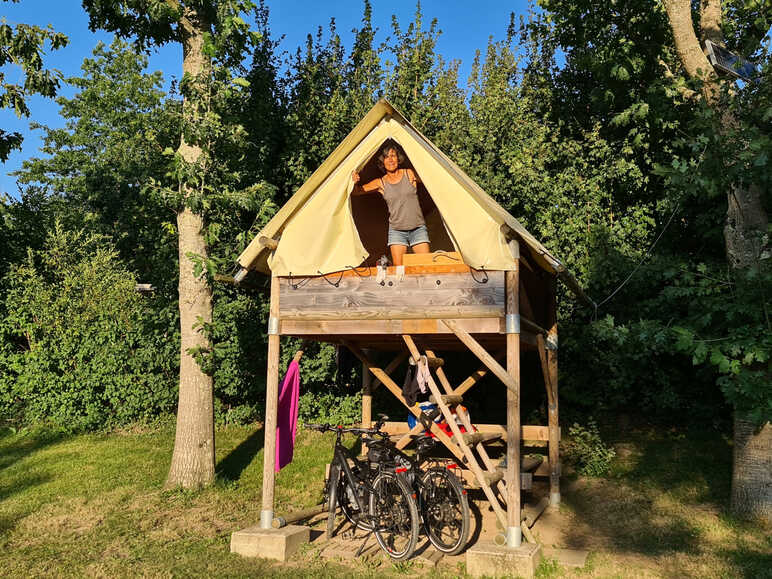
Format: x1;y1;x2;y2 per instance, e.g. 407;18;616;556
505;313;521;334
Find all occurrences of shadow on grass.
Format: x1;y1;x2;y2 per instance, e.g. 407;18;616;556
560;429;732;558
0;427;67;474
720;543;772;579
216;425;265;482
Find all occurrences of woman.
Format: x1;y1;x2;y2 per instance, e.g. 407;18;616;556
351;141;430;266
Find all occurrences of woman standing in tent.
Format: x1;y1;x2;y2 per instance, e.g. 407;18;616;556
351;140;430;266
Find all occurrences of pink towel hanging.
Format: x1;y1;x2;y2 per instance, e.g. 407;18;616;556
275;359;301;472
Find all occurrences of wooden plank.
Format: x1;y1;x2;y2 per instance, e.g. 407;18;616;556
522;497;550;528
442;319;518;393
281;286;504;314
261;274;281;526
429;393;463;405
281;304;504;321
380;421;555;441
281;270;504;291
402;251;463;266
533;459;560;478
281;287;505;309
279;317;503;336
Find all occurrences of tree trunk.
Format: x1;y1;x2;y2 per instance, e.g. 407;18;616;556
732;417;772;523
664;0;771;521
166;7;215;489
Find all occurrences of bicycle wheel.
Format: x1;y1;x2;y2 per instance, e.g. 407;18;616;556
369;471;420;560
326;463;341;540
420;467;470;555
338;473;373;531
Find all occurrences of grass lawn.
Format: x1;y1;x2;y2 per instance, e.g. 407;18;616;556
0;423;769;577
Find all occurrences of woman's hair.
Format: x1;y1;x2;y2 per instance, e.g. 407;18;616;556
376;140;407;172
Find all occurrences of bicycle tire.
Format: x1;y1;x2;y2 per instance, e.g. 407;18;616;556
420;467;470;555
369;471;420;560
326;463;341;540
338;473;373;531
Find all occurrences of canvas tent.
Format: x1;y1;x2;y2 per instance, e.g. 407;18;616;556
235;100;590;304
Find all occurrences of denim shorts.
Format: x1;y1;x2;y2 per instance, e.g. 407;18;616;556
387;224;430;247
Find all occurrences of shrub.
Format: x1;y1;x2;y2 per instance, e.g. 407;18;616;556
563;419;616;477
298;390;362;425
0;225;177;431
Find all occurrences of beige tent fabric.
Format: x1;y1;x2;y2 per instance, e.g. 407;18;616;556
237;100;567;278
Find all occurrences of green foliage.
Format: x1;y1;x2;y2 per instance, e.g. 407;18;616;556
0;225;177;431
564;419;616;477
0;1;68;160
297;391;362;426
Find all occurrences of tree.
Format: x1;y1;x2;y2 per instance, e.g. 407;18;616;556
661;0;770;522
82;0;261;488
0;0;68;161
17;38;179;284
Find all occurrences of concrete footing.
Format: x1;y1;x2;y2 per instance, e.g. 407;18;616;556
466;541;542;578
230;524;309;562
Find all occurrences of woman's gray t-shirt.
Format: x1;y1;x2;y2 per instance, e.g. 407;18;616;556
381;170;425;230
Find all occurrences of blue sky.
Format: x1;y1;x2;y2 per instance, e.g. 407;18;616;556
1;0;531;195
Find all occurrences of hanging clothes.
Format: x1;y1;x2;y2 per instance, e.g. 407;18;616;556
275;359;301;472
401;356;430;406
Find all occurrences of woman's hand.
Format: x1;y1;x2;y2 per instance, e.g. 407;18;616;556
351;171;360;184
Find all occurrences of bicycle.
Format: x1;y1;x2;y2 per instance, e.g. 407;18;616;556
306;420;420;561
365;418;471;556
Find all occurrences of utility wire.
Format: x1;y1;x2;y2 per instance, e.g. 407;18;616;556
592;201;681;319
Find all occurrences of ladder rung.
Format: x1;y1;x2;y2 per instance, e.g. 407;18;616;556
429;393;463;405
482;470;504;486
456;432;484;445
411;354;444;369
522;455;544;473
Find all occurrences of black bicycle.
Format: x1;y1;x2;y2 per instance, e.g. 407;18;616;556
306;420;420;561
366;425;471;555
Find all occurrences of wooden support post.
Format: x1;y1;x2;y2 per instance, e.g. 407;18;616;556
361;357;372;456
506;242;522;548
261;273;281;529
548;277;560;506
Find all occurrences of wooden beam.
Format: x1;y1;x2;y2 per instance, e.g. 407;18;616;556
537;335;555;407
518;280;535;321
380;421;555;441
280;304;503;321
259;236;278;250
370;351;409;391
506;260;522;543
261;274;281;528
361;360;371;456
279;317;503;336
547;278;560;504
441;319;518;394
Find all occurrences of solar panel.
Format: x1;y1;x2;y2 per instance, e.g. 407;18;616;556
704;40;756;81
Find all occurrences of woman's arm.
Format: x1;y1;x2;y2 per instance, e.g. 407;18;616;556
351;171;383;196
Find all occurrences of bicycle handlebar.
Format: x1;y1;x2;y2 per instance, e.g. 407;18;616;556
304;423;389;437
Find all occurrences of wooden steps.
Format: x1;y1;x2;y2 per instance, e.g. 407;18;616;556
429;393;463;405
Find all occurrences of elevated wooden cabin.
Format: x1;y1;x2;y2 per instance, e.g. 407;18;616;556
235;99;589;547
